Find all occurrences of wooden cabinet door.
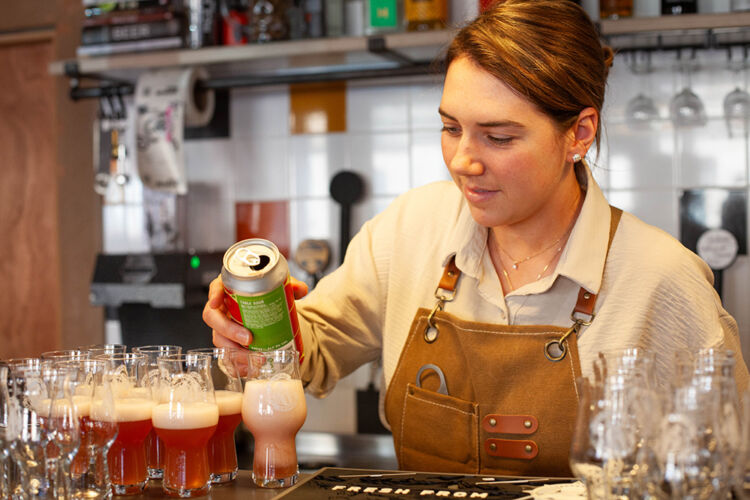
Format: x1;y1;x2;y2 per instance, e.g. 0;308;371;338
0;38;62;357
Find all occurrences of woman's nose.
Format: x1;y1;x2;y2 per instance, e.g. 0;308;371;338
448;139;483;176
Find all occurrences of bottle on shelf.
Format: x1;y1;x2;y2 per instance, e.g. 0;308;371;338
661;0;697;14
365;0;401;34
404;0;446;31
600;0;633;19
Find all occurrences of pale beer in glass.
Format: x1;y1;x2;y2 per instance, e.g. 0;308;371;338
241;350;306;488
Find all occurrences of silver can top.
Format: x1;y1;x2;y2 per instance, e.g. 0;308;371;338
223;239;280;279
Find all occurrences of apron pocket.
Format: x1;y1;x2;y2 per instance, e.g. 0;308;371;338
399;382;479;473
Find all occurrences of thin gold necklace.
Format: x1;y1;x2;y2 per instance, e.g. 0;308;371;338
501;244;564;292
496;228;570;270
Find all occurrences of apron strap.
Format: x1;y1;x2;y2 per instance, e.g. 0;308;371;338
571;206;623;320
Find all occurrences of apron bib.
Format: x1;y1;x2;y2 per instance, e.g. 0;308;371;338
384;207;622;477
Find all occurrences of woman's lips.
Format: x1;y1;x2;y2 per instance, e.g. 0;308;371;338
464;185;498;204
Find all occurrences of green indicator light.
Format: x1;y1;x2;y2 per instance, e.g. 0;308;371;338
190;255;201;269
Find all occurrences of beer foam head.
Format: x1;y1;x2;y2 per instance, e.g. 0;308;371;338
152;401;219;429
214;390;242;416
114;397;155;422
91;397;154;422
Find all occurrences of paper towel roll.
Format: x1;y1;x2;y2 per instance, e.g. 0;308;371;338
135;67;214;194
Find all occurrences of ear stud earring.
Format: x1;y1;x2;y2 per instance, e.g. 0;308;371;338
572;153;582;163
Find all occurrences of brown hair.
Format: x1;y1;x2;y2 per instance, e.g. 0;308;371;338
445;0;614;149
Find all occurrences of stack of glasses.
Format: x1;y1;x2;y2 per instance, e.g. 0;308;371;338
570;348;747;499
0;343;306;499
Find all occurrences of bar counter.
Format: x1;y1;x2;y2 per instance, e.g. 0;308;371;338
132;472;307;499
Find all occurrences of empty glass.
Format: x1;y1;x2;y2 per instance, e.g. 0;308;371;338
7;365;55;498
670;58;707;128
43;365;81;500
40;350;87;363
0;362;10;499
724;87;750;137
81;344;127;359
625;51;659;129
65;359;113;500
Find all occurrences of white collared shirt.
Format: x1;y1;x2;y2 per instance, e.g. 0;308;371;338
298;163;749;397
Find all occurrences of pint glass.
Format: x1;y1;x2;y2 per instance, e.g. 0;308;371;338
99;353;154;495
241;349;306;488
154;353;218;497
133;344;182;480
188;347;243;484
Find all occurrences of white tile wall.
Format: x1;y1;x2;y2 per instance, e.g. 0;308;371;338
105;48;750;434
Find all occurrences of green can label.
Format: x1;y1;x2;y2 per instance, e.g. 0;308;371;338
227;285;294;351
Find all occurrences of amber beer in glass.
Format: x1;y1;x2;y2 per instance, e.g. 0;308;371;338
208;390;242;482
107;399;155;494
188;347;244;484
98;352;154;495
154;353;219;497
242;350;306;488
133;344;182;480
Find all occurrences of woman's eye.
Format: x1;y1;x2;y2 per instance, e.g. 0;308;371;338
440;125;460;135
488;136;513;145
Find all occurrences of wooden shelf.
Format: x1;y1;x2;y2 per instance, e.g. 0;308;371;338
48;29;454;82
599;11;750;35
48;11;750;95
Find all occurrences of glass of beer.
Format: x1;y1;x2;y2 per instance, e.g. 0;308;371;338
153;353;218;497
132;344;182;480
241;349;306;488
188;348;243;484
98;353;154;495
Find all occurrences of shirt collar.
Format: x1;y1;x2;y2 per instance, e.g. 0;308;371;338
446;161;611;294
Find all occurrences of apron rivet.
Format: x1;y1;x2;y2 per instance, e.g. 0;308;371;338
489;418;497;427
583;292;591;300
524;420;532;429
448;270;455;276
489;443;497;451
525;445;533;453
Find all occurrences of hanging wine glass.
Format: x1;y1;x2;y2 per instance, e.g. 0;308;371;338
625;50;659;129
670;50;707;128
724;46;750;138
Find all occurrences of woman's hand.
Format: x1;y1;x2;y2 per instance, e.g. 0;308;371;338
203;275;309;350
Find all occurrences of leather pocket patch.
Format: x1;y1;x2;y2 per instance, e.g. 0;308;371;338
400;383;479;473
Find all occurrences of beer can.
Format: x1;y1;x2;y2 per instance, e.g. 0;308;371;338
221;239;304;360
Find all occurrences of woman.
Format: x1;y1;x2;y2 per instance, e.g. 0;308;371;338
204;0;748;476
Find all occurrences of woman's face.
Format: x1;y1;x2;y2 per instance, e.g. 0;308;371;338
440;56;577;230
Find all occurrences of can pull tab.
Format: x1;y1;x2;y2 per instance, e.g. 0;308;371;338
235;248;271;270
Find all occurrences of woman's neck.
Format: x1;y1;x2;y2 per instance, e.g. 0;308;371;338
489;177;584;294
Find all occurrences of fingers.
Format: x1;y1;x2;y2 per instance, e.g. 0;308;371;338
203;296;252;347
290;276;309;300
207;275;225;308
212;331;247;351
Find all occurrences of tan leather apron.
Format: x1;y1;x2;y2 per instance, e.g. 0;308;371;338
384;207;622;477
